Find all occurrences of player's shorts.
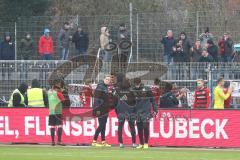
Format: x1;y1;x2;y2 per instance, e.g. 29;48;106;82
48;114;63;126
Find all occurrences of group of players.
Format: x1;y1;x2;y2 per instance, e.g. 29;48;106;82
48;74;158;149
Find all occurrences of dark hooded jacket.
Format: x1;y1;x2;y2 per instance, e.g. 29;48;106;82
207;44;218;62
207;40;218;62
132;84;158;120
179;32;192;62
13;83;28;107
115;79;136;119
0;32;15;60
160;92;179;108
20;36;34;60
118;28;130;42
224;38;234;56
173;43;185;62
191;45;203;62
72;30;89;51
198;54;214;62
93;80;118;117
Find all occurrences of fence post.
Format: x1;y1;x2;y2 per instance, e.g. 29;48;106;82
208;63;213;109
128;2;133;63
196;11;199;41
77;14;79;26
136;13;139;63
15;21;17;60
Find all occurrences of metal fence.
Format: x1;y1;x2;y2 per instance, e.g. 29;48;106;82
1;61;240;108
0;11;240;62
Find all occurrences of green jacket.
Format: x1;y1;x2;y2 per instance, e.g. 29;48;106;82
20;38;34;60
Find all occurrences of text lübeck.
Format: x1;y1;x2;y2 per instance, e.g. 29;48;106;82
23;116;228;140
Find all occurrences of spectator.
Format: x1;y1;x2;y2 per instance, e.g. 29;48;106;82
171;83;182;100
223;81;232;108
198;50;213;62
193;79;210;109
179;32;192;62
199;27;213;49
118;23;129;42
25;79;48;107
206;39;218;62
218;36;225;61
191;39;203;62
171;83;187;108
118;23;130;55
0;32;15;60
213;77;233;109
161;30;176;64
0;32;15;79
160;83;179;108
38;28;54;60
151;78;161;106
19;33;34;60
100;26;110;62
172;40;185;62
72;27;89;56
59;22;71;60
223;32;234;62
78;79;93;106
190;40;203;80
179;87;190;108
8;83;28;107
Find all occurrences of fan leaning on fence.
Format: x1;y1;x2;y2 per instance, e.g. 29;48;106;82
8;83;28;107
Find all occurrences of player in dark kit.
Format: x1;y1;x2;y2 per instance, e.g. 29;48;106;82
48;79;65;146
115;78;137;148
132;78;158;149
92;75;117;147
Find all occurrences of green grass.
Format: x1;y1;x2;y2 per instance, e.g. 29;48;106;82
0;145;240;160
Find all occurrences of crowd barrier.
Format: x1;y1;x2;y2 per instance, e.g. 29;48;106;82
0;108;239;148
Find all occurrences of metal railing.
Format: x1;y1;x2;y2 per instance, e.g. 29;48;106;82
1;61;240;108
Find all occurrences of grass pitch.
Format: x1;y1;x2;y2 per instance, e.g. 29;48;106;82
0;145;240;160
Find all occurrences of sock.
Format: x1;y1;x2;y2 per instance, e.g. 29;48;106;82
57;127;62;143
50;128;55;143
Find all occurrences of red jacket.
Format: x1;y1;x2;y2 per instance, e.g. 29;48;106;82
151;85;161;105
224;89;231;108
193;87;210;109
38;35;54;55
218;39;224;55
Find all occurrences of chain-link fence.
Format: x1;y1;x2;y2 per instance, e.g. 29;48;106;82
0;11;240;62
1;61;240;108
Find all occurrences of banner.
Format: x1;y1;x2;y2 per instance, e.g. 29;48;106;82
0;108;240;147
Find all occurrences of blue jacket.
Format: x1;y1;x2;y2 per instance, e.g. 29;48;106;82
161;37;176;56
0;40;15;60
